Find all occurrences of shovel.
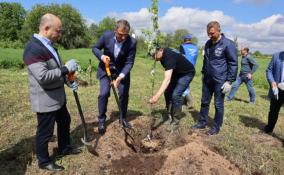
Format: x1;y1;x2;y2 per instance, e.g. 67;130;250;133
104;63;136;151
68;72;92;146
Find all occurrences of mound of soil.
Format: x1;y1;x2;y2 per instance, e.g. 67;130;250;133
80;115;241;175
27;113;242;174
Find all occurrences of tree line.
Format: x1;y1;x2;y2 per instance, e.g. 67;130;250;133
0;2;199;53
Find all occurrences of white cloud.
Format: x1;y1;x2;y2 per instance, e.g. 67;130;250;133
84;17;96;27
108;7;284;54
233;0;271;5
108;8;152;34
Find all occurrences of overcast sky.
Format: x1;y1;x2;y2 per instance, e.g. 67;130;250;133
6;0;284;54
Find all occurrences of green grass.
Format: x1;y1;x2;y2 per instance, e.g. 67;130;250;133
0;48;283;174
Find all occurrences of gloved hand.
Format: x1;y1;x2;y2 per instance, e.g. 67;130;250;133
221;81;232;94
278;82;284;90
65;59;78;72
150;69;155;76
68;81;79;91
272;87;279;100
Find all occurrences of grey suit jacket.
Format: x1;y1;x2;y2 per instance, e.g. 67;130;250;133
23;37;67;113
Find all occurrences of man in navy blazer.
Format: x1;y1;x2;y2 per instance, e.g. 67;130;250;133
264;51;284;133
92;19;137;134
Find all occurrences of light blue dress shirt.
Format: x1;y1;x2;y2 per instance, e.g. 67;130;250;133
33;34;61;65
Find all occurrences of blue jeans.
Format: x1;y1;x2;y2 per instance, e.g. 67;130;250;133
227;76;255;103
164;73;194;109
199;78;225;130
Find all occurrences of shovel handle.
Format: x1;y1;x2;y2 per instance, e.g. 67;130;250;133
105;62;111;78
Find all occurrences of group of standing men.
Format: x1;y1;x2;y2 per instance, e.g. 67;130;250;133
23;13;283;172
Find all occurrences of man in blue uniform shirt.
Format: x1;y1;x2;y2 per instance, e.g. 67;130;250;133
180;34;199;109
191;21;238;135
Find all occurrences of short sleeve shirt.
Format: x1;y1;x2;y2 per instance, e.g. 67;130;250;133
160;48;195;74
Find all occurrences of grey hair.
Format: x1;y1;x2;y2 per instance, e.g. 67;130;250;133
115;19;130;31
207;21;221;32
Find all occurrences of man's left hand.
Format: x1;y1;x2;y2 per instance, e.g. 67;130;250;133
68;81;79;91
221;81;232;94
113;76;123;88
247;73;252;80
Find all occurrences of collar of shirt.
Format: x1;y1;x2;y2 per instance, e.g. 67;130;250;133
34;33;52;46
33;34;61;65
114;36;124;58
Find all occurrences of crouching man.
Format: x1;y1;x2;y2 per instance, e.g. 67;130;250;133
149;47;195;131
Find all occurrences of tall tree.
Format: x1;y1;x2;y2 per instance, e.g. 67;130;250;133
171;29;198;49
0;2;26;41
19;3;90;49
96;17;116;38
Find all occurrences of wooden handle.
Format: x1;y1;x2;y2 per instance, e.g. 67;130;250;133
105;63;111;77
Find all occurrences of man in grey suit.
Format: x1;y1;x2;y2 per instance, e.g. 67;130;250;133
23;13;81;172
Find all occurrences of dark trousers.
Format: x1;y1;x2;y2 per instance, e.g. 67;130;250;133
266;90;284;132
199;78;225;130
36;105;71;166
164;73;194;110
98;75;130;123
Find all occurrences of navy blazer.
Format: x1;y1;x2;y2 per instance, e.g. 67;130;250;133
266;51;284;99
92;31;137;79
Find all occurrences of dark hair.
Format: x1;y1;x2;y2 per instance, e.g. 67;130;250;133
207;21;221;32
243;47;249;53
115;19;130;31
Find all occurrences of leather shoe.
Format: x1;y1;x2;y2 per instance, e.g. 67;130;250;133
98;122;106;135
191;122;206;129
58;146;82;156
121;119;132;129
262;126;273;134
207;127;219;136
39;162;64;172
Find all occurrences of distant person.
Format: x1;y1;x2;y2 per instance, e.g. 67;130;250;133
149;47;195;131
23;13;81;172
191;21;238;135
227;47;258;104
263;51;284;134
180;34;199;109
92;19;137;134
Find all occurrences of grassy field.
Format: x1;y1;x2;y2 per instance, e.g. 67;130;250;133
0;48;283;174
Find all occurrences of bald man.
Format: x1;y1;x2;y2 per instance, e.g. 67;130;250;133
23;13;81;172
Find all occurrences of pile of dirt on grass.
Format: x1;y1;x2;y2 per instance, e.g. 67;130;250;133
84;115;241;175
25;113;242;174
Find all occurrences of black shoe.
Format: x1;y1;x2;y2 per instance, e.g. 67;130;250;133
191;123;206;129
262;126;273;134
121;119;132;129
58;146;82;156
98;122;106;135
207;127;219;136
39;162;64;172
